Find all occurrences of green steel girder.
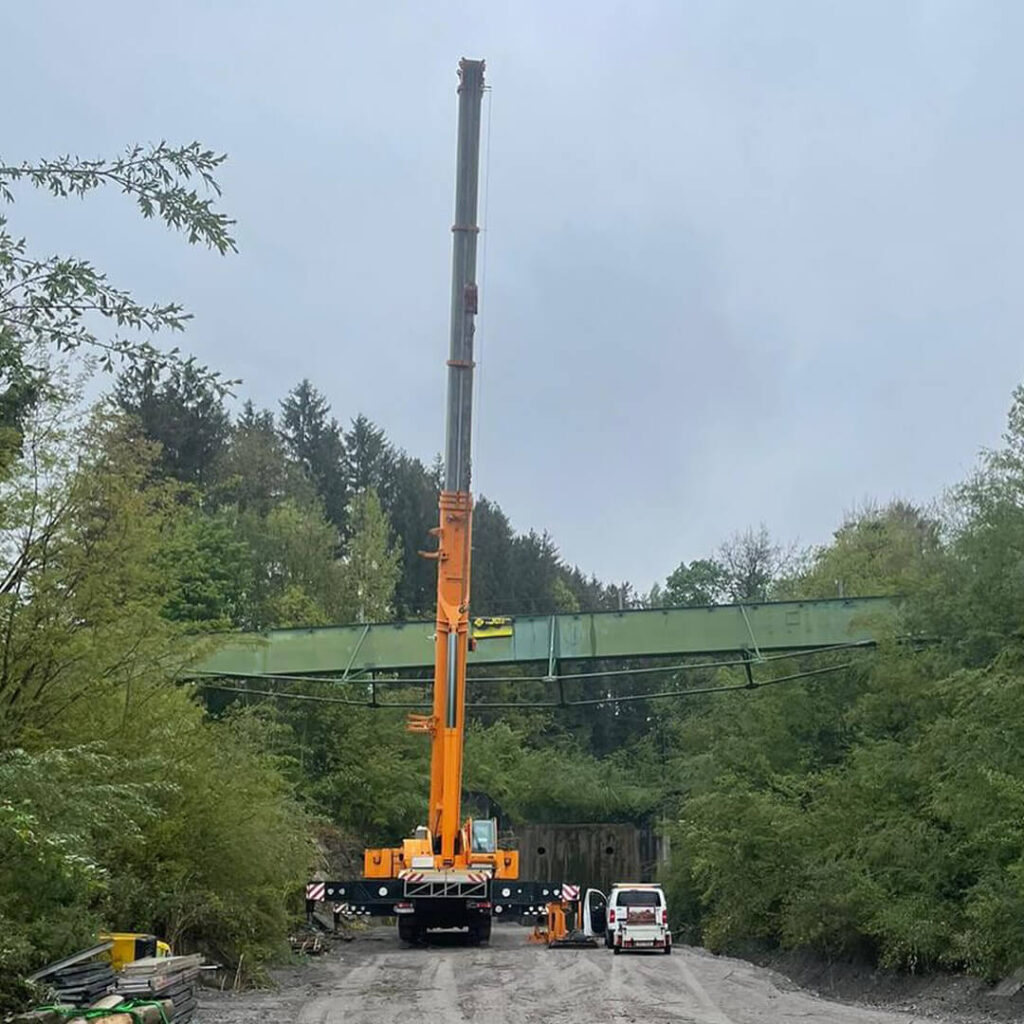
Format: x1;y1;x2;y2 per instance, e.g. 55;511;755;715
191;596;897;679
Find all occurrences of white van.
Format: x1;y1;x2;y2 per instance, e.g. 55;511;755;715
598;883;671;954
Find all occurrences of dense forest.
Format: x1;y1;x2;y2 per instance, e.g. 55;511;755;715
4;141;1024;1008
6;357;1024;1003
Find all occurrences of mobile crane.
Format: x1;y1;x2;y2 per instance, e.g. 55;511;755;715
322;58;522;945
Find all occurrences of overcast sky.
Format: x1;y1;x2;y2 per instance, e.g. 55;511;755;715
5;1;1023;590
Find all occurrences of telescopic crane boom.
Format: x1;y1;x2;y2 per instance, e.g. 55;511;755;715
360;57;518;944
418;53;484;866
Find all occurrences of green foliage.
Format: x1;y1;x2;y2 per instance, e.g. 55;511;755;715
389;454;441;616
340;488;401;622
14;255;1024;1001
159;508;251;629
291;703;429;843
345;414;396;498
213;402;310;516
0;746;144;1007
655;387;1024;978
106;703;312;963
0;142;237;454
660;526;798;607
663;558;729;606
0;401;311;1009
794;501;940;600
465;722;658;823
0;410;180;744
279;380;348;532
115;362;230;486
246;499;345;625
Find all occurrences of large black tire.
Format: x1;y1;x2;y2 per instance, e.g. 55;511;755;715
398;917;416;944
613;944;621;955
605;931;613;949
478;918;492;944
664;942;672;955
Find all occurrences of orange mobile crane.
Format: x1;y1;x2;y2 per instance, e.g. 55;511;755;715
314;58;533;945
365;58;518;943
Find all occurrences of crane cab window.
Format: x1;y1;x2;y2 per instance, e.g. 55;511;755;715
470;819;497;854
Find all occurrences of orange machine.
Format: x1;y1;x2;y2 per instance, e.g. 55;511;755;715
356;57;518;945
528;896;599;949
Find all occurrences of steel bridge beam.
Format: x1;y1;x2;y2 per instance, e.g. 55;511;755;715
191;596;897;679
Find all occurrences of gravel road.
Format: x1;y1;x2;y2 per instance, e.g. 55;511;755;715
197;926;936;1024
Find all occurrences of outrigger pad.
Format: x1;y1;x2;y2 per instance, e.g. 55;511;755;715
314;879;578;918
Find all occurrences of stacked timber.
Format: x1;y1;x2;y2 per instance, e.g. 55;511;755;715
117;954;202;1023
23;942;116;1009
45;960;115;1005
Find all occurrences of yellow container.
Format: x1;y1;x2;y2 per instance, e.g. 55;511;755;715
99;933;171;971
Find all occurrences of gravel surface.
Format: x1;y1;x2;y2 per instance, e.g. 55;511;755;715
194;925;1004;1024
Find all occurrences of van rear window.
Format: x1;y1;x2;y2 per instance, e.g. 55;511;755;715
616;890;659;907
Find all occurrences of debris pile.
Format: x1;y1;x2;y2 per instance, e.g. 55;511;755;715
288;906;355;954
117;954;202;1023
289;932;326;955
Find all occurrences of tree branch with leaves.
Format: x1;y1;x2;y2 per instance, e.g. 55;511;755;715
0;141;239;457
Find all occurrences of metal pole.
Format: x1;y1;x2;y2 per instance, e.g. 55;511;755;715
444;58;485;494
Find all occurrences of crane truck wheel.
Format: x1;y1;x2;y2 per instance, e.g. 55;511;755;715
398;917;417;944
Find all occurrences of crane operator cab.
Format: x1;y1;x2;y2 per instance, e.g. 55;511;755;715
470;818;497;857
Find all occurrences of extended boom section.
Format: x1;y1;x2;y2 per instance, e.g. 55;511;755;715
355;57;517;945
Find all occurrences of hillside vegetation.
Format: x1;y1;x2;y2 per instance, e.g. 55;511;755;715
4;358;1024;1003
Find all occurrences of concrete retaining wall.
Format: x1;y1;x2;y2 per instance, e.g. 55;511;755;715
514;822;661;892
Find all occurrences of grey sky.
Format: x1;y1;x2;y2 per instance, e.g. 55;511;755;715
6;1;1023;591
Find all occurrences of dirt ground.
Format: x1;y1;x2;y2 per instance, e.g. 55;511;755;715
194;925;1017;1024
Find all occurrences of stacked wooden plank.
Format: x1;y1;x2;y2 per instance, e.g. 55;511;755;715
117;954;202;1023
24;942;116;1008
45;959;116;1005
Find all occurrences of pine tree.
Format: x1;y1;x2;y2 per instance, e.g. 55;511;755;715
114;362;229;486
279;380;348;533
345;414;397;500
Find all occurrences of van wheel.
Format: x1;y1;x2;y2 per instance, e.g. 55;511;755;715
613;945;621;955
605;932;613;949
664;943;672;955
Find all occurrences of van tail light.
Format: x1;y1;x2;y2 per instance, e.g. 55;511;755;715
662;908;668;925
608;909;616;924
